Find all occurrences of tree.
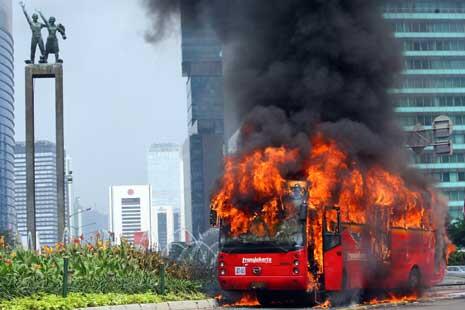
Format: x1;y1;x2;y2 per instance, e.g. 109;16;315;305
448;218;465;249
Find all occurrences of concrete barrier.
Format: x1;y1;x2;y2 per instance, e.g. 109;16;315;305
81;299;218;310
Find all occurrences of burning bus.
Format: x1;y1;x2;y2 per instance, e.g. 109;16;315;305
145;1;454;304
210;137;450;306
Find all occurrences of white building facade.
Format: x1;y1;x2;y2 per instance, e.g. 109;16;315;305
109;185;156;246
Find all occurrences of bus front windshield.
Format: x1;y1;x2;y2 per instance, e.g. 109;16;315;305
220;186;306;253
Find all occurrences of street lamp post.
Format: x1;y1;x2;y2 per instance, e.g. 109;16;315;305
68;206;91;240
70;222;96;231
69;207;91;220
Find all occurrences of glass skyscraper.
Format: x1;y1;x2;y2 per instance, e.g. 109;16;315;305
147;143;182;240
147;143;182;210
383;0;465;219
15;141;70;246
180;2;225;238
0;0;15;233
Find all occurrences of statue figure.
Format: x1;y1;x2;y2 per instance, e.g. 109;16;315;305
19;1;45;64
38;10;67;63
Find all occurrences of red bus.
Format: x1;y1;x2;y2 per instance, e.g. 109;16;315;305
213;180;445;306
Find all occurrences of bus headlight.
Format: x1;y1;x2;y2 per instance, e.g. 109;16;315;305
293;260;300;266
293;268;299;275
219;261;225;267
220;269;226;276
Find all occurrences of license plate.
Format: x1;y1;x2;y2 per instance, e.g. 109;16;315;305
235;266;246;275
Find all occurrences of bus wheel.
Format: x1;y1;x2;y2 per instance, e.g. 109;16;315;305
256;291;274;307
407;267;422;292
219;290;242;305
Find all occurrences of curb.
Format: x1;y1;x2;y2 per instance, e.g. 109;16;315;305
81;299;218;310
431;284;465;290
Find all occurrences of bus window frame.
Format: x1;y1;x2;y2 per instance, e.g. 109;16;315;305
323;206;342;251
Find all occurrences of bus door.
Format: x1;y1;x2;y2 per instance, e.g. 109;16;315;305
323;207;343;291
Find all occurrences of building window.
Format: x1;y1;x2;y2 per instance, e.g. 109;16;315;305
459;172;465;181
443;172;450;182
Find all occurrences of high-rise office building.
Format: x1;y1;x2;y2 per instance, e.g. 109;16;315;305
109;185;154;245
0;0;15;234
147;143;183;240
180;1;225;238
156;205;174;253
15;141;70;246
383;0;465;219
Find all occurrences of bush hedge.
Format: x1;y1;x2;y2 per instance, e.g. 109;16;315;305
448;250;465;265
0;240;204;300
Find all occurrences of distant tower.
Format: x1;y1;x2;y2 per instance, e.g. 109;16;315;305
15;141;70;246
0;0;15;235
180;1;225;238
108;185;153;245
147;143;183;240
156;206;174;254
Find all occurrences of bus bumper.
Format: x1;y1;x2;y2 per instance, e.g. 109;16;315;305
218;275;308;291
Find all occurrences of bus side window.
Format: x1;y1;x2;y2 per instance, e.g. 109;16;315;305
325;208;339;233
324;208;341;251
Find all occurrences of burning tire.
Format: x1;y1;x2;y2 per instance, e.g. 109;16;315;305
328;271;362;306
219;290;243;305
256;291;315;307
256;291;274;307
407;267;422;292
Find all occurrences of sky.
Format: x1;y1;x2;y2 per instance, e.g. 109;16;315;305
12;0;187;217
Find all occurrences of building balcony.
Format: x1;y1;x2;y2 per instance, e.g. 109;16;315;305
435;181;465;189
406;143;465;152
396;106;465;113
415;163;465;170
395;32;465;39
404;51;465;57
384;13;465;20
390;88;465;94
448;201;464;208
403;69;465;75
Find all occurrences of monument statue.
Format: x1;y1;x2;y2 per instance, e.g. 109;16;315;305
38;10;67;63
19;1;45;64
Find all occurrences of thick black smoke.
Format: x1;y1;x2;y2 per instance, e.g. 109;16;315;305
143;0;408;172
143;0;451;289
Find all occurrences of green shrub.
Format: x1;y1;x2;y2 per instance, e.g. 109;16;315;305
0;292;206;310
448;250;465;265
0;241;205;300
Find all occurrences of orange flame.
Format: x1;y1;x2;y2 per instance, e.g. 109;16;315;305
315;300;332;308
212;134;451;281
368;293;418;305
227;292;260;307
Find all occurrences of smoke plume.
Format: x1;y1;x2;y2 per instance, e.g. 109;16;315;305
143;0;407;170
143;0;451;276
142;0;180;43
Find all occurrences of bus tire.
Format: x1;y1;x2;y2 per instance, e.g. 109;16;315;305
219;290;242;304
256;291;273;307
407;267;422;292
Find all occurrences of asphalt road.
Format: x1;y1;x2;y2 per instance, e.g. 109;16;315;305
378;298;465;309
221;298;465;310
219;285;465;309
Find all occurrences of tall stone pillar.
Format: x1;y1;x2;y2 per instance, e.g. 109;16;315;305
25;64;65;249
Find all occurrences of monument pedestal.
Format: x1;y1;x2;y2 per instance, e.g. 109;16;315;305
25;64;65;249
